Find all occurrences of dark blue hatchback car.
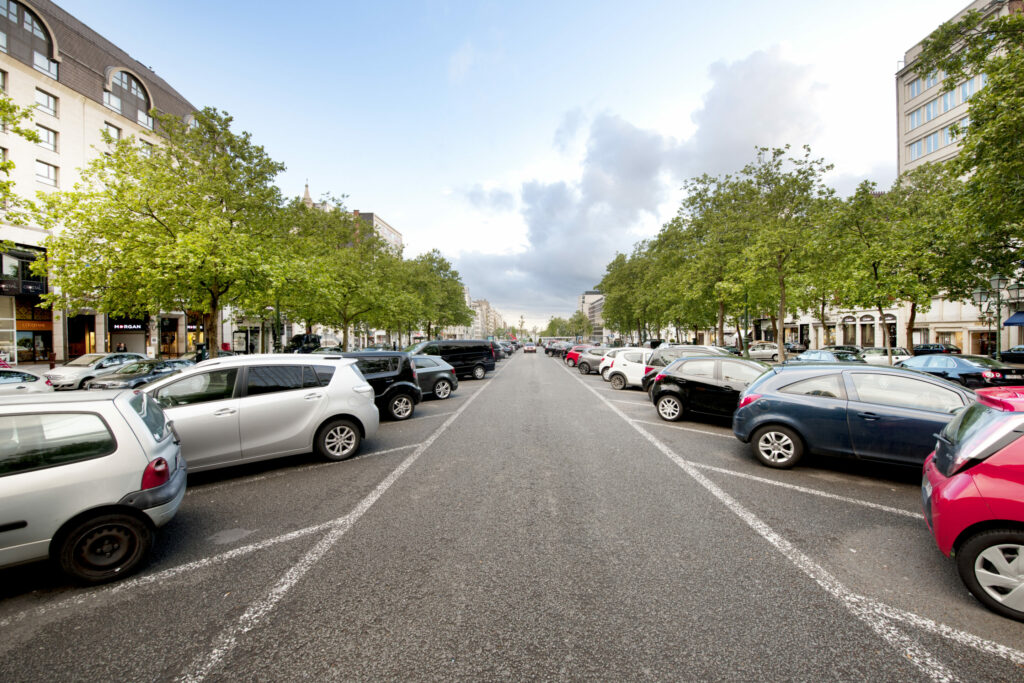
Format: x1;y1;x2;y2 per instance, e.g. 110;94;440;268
732;364;974;469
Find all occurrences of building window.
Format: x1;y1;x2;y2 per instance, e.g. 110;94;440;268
924;131;941;155
141;141;154;157
23;12;46;40
942;124;955;146
941;90;956;113
0;0;16;21
924;72;940;89
103;90;122;113
924;99;938;122
35;160;57;186
909;140;923;161
907;107;922;131
32;50;57;78
0;69;5;92
961;78;976;101
104;122;120;141
907;77;921;99
35;125;56;152
0;30;6;53
34;89;56;116
137;110;153;130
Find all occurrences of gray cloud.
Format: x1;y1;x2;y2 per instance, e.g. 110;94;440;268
460;184;516;212
455;47;828;324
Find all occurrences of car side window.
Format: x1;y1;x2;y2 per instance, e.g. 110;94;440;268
0;412;117;477
722;362;764;385
780;375;845;399
0;371;26;384
313;365;336;386
680;359;716;378
415;357;437;368
424;344;442;355
849;373;963;413
155;369;239;407
357;357;396;375
925;356;955;369
623;352;642;363
247;366;304;396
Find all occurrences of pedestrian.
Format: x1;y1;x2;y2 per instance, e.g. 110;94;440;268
115;342;127;352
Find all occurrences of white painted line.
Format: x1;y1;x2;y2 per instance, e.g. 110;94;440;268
561;362;1021;676
407;411;455;420
631;418;733;439
181;357;499;682
608;399;650;406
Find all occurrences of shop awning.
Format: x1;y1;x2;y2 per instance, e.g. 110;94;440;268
1004;312;1024;326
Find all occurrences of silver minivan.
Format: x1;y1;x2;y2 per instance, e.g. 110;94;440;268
143;354;379;472
0;391;186;583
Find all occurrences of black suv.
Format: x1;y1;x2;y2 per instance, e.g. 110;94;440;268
405;340;495;380
913;343;962;356
340;351;422;420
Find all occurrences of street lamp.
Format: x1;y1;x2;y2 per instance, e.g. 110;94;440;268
972;274;1020;361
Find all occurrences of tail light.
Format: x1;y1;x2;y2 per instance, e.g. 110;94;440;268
654;373;666;382
141;457;169;490
45;379;52;386
737;393;762;409
982;371;1003;380
644;366;653;374
609;361;614;368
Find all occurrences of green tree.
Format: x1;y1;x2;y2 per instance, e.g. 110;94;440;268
408;250;474;339
34;107;285;354
568;309;593;340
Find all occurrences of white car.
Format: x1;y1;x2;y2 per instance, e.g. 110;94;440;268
0;368;53;395
747;342;782;362
44;352;147;390
599;347;645;381
861;347;912;365
143;354;379;473
0;390;186;583
606;348;654;390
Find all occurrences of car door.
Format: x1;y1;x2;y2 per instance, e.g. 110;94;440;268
774;373;852;456
719;361;766;414
845;371;966;465
0;370;41;395
239;365;327;460
151;368;242;470
624;350;653;386
672;359;721;413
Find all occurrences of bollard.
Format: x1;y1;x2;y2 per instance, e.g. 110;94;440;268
48;351;56;370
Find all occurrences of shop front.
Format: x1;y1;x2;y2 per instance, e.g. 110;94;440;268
160;317;182;357
232;326;259;354
841;316;857;345
1;247;50;363
860;314;876;347
187;319;205;353
108;316;148;354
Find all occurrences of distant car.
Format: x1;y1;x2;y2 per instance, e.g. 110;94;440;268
0;368;53;395
650;357;770;422
714;345;742;356
411;355;458;400
747;342;782;362
861;347;912;365
790;349;865;363
897;354;1024;388
285;334;321;354
405;339;495;379
641;345;730;392
923;387;1024;622
993;345;1024;363
576;347;608;374
824;345;862;354
341;351;423;420
607;349;654;390
0;390;186;583
564;345;594;368
523;343;537;353
913;343;962;356
733;364;973;469
599;347;642;381
179;349;237;363
85;359;191;390
785;341;808;353
44;352;147;390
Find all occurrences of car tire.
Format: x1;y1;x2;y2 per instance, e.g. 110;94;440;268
387;393;415;420
601;368;610;381
771;354;778;362
433;378;452;399
316;418;361;461
578;362;590;375
956;529;1024;622
57;513;153;584
656;394;685;421
610;374;626;390
751;425;803;468
567;358;576;367
472;365;486;380
78;377;93;390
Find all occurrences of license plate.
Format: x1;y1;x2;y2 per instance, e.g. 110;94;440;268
1007;374;1022;380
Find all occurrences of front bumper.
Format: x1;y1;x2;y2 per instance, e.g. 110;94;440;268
921;454;989;557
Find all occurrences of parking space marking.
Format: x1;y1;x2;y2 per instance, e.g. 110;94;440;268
631;418;733;439
180;354;508;682
561;362;1022;677
608;399;649;406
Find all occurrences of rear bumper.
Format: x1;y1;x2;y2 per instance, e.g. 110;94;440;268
121;456;188;528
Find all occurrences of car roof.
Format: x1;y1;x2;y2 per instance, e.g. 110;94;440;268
195;354;359;368
0;390;130;408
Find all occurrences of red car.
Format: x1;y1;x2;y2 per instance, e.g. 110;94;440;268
923;387;1024;621
564;344;594;368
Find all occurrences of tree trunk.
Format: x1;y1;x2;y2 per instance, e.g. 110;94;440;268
905;303;917;351
776;268;787;361
206;293;220;358
877;304;893;364
341;317;350;351
819;298;828;348
717;300;726;346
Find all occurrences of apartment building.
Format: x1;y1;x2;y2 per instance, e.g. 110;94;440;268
0;0;194;363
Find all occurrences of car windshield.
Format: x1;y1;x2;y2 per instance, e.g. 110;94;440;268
402;343;422;353
962;356;1004;368
833;352;860;361
116;362;152;374
66;353;107;367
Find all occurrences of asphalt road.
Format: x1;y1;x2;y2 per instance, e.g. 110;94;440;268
2;352;1024;681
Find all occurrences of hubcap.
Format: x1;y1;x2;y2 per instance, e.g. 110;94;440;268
757;431;794;463
659;397;681;420
325;425;356;456
392;396;413;418
975;543;1024;612
78;525;133;569
435;381;451;398
474;367;485;379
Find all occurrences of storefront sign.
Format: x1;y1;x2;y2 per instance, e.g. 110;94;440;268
860;315;875;322
16;319;52;332
842;316;856;323
109;317;146;332
883;314;897;322
20;281;45;294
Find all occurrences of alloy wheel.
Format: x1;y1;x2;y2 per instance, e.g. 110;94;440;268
757;430;794;464
324;423;357;457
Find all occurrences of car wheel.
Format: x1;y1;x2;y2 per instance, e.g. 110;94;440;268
956;529;1024;622
57;513;152;584
567;358;576;367
751;425;803;468
771;354;778;362
78;377;93;390
610;374;626;390
656;394;685;421
433;378;452;399
388;393;415;420
316;418;360;461
601;368;610;381
472;365;486;380
579;362;590;374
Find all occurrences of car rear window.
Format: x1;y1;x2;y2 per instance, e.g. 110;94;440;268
357;357;398;375
780;375;845;399
129;392;170;441
313;365;336;385
0;412;117;476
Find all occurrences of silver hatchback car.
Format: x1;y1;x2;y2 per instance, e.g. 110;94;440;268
143;354;379;472
0;390;186;583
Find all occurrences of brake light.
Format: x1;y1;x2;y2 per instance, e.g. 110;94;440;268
45;378;52;386
654;373;666;382
644;366;653;374
610;361;614;368
738;394;762;409
982;371;1003;380
141;457;169;490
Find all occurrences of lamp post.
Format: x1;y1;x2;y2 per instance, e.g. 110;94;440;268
972;274;1023;361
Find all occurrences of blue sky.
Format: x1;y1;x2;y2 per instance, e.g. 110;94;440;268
59;0;969;331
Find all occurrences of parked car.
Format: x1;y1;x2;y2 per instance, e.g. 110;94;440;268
733;364;974;469
607;349;654;390
650;357;771;422
44;352;147;391
565;344;595;368
405;339;495;380
285;334;321;354
640;345;730;392
0;390;186;583
923;387;1024;622
861;347;912;365
179;349;237;363
747;342;783;362
714;345;742;356
913;343;962;356
785;341;808;353
498;341;514;356
410;355;458;399
576;347;608;375
824;344;863;354
144;354;378;471
523;343;537;353
0;368;53;395
992;345;1024;364
897;354;1024;388
340;351;422;420
790;349;865;363
85;359;192;390
599;347;639;381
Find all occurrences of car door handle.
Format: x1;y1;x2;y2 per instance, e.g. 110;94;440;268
15;386;27;390
722;385;733;391
857;412;880;421
214;408;236;416
304;392;323;400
